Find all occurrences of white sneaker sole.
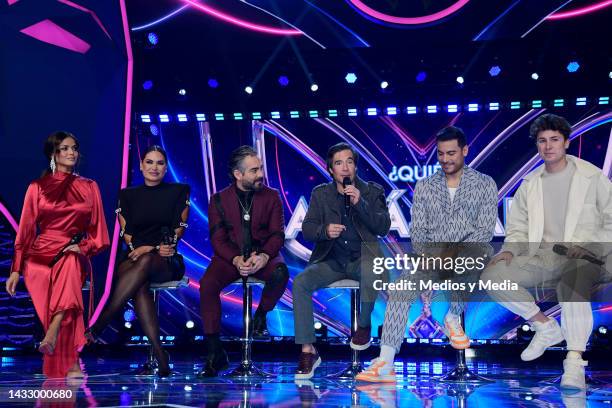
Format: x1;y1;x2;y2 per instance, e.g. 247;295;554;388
295;356;321;380
350;340;371;351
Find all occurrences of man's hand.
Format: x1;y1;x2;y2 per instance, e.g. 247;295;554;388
343;185;361;205
326;224;346;239
158;244;176;257
566;245;594;260
233;255;254;276
490;251;513;266
128;245;154;262
244;251;270;275
5;272;19;296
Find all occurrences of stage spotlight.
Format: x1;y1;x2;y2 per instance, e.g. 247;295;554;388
244;86;253;94
310;83;319;92
609;71;612;79
147;32;158;46
531;72;539;80
278;75;289;87
517;323;534;342
124;309;136;322
598;325;608;335
380;81;389;89
178;88;187;96
142;80;153;90
566;61;580;73
416;71;427;82
489;66;501;77
345;72;357;84
314;322;327;340
124;321;132;329
186;320;195;329
456;76;464;84
149;124;159;136
207;78;219;88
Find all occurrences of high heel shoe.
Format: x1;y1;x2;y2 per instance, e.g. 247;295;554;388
154;349;171;378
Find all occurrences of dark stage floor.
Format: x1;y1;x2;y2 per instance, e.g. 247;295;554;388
0;346;611;407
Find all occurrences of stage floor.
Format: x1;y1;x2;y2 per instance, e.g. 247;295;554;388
0;349;610;407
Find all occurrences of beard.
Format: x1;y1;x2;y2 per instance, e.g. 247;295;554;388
243;177;264;191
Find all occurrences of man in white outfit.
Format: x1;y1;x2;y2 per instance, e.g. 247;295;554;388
483;113;611;392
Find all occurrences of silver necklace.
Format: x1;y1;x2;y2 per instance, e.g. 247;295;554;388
238;194;254;221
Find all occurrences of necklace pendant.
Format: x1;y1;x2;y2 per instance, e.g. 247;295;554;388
243;212;250;221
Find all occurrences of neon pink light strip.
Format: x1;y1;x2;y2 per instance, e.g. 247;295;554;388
20;19;91;53
348;0;470;25
0;203;18;232
181;0;302;35
547;0;612;19
57;0;112;39
89;0;133;326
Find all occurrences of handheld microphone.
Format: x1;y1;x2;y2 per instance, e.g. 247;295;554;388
342;177;352;215
552;244;604;266
161;227;174;264
49;232;85;267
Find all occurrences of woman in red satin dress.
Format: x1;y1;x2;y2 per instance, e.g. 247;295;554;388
5;131;109;378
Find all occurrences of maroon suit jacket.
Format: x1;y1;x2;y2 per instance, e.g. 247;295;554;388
208;183;285;264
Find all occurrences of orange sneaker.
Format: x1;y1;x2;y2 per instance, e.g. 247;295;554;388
444;313;470;349
355;358;396;383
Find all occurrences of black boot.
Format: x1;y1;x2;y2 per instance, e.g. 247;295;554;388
198;335;229;377
252;309;270;339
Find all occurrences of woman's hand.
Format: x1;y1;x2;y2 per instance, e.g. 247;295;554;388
128;245;155;262
63;244;81;254
158;244;176;257
5;272;20;296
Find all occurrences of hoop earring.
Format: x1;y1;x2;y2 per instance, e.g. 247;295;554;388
50;156;56;174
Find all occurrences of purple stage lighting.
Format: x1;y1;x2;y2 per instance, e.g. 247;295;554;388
416;71;427;82
208;78;219;88
278;76;289;87
142;80;153;90
489;66;501;77
147;32;158;45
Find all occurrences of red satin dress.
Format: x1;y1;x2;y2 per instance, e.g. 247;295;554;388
11;171;109;378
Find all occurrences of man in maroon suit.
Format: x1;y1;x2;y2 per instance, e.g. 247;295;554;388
198;146;289;377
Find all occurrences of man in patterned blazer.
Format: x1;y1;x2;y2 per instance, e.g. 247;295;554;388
357;126;498;382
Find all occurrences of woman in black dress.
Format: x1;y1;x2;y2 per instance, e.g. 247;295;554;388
87;145;189;377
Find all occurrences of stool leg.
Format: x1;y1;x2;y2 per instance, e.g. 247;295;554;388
327;288;364;380
229;281;274;378
438;312;492;383
135;290;158;376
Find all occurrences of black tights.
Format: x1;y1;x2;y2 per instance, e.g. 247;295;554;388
91;253;174;357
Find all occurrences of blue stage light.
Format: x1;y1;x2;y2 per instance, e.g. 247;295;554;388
310;83;319;92
271;111;281;119
345;72;357;84
489;66;501;77
309;110;319;118
447;104;458;113
149;124;159;135
416;71;427;82
159;114;169;122
208;78;219;88
147;32;158;45
290;111;300;118
553;99;565;107
142;80;153;90
233;113;243;120
531;72;539;80
456;76;464;84
278;76;289;87
426;105;438;113
347;108;358;117
566;61;580;73
406;106;417;114
244;86;253;94
214;113;225;121
252;112;262;120
178;88;186;96
599;96;610;105
386;107;397;115
489;102;500;111
141;114;151;123
531;100;543;108
196;113;206;121
510;101;521;109
328;109;338;117
380;81;389;89
177;114;188;122
367;108;377;116
124;309;136;322
468;103;479;112
576;97;587;106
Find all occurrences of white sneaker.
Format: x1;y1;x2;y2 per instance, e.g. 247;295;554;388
520;319;564;361
561;357;588;392
355;358;396;383
443;313;470;349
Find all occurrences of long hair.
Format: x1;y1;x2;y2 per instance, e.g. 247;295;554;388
42;131;80;176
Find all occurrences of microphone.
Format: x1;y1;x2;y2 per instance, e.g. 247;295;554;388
552;244;604;266
161;227;174;264
342;177;351;215
49;232;85;267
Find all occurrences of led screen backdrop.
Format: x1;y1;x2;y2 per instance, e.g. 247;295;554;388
129;103;612;341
